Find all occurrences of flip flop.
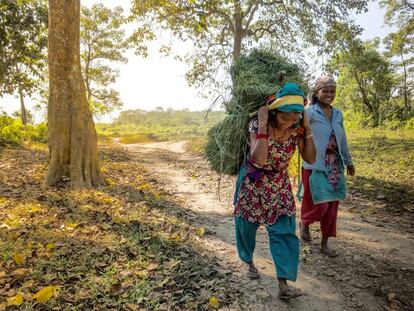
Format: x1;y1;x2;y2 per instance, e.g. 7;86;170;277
278;287;304;300
247;267;260;279
299;222;311;242
321;248;338;257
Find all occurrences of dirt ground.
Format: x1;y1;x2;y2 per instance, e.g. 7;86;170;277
124;141;414;311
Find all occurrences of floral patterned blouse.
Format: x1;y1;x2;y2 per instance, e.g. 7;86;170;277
325;131;341;190
234;118;298;225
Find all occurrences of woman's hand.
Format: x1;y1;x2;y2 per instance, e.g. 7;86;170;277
347;165;355;176
303;111;311;132
257;106;268;131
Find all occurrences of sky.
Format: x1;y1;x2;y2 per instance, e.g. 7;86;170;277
1;0;393;123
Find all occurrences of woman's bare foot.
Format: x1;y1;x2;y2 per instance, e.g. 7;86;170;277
246;261;260;279
300;222;311;242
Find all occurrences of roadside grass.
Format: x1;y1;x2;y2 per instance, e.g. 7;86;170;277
346;129;414;211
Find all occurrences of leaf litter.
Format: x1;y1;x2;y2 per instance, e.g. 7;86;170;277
0;145;243;310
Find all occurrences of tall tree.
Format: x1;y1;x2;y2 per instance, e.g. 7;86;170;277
81;4;129;116
130;0;368;92
326;33;394;126
47;0;105;187
0;0;48;125
381;0;414;112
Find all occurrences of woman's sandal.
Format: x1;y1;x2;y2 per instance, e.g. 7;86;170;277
247;266;260;279
321;247;338;257
299;222;311;242
278;287;304;300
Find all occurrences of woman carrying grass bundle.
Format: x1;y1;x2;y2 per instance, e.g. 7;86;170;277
300;76;355;257
233;83;316;300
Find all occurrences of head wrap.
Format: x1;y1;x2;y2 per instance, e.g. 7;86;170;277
267;82;305;113
312;75;336;98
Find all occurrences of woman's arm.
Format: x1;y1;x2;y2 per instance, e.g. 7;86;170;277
250;106;269;166
339;118;355;176
297;111;316;164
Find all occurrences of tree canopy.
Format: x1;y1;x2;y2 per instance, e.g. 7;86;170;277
0;0;48;124
80;3;130;117
130;0;368;93
381;0;413;113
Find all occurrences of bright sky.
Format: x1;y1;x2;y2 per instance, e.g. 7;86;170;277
1;0;393;123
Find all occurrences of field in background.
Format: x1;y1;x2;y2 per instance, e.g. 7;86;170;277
96;109;225;144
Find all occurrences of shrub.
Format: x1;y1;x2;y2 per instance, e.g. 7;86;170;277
0;115;48;146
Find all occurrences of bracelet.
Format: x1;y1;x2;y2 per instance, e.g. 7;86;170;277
305;133;313;139
256;133;269;139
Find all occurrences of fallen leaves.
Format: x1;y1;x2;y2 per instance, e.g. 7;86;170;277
0;146;242;310
208;296;220;309
6;293;23;306
109;282;124;296
12;253;24;266
32;285;61;303
196;226;206;237
45;242;56;251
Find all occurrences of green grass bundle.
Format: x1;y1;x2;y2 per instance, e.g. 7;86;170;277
205;49;306;175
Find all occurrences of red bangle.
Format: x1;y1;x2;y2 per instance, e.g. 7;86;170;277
256;133;269;139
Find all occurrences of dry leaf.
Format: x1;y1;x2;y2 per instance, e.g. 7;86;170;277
32;285;60;303
12;268;32;276
113;216;122;223
196;227;205;237
147;263;159;271
7;293;23;306
64;223;77;231
208;296;220;309
77;289;91;300
109;283;123;296
0;222;11;229
12;253;24;266
125;303;139;310
45;243;56;251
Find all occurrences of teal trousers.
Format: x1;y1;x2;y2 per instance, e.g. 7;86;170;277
234;215;299;281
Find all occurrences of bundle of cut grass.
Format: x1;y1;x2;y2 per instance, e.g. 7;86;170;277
205;49;306;176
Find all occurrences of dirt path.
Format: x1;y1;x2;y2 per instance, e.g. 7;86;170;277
124;141;414;311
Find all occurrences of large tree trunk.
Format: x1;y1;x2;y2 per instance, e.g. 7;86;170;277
18;88;27;125
46;0;105;187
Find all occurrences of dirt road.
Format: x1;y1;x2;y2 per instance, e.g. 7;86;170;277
124;141;414;311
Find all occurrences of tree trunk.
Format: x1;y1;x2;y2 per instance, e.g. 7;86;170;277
46;0;105;187
400;52;411;112
353;72;374;114
18;88;27;125
232;1;243;61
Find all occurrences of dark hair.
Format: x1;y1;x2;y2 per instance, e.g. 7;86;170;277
310;94;318;105
268;109;279;129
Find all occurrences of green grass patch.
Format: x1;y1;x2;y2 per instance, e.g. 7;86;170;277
96;109;226;143
118;133;158;144
347;129;414;209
